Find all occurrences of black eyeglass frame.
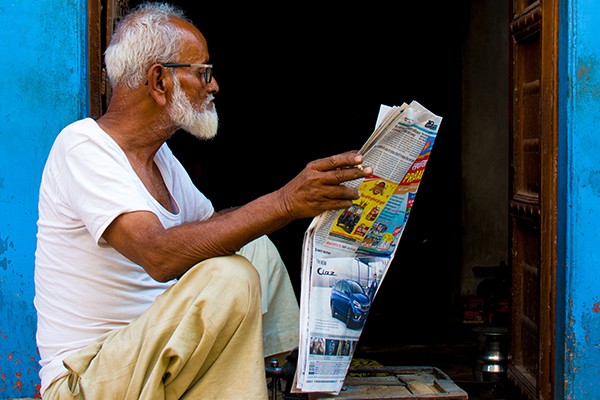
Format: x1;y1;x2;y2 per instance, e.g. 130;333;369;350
162;63;213;83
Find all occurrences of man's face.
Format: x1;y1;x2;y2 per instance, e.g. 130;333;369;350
169;73;219;140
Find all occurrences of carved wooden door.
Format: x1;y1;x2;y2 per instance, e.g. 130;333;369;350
508;0;558;399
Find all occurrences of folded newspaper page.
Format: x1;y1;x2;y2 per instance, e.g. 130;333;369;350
293;100;443;395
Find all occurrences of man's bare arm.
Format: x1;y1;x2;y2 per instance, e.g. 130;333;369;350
103;152;372;282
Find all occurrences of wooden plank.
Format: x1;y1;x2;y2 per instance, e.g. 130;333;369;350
344;376;405;386
405;380;437;394
308;366;467;399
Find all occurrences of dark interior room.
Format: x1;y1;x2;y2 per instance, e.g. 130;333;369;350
163;0;465;336
128;1;510;398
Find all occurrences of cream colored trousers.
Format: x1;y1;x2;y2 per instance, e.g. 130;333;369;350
43;236;300;400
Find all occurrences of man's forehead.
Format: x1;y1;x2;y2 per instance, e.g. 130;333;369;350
177;27;209;60
173;17;204;39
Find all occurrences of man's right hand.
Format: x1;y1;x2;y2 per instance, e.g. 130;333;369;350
274;151;373;219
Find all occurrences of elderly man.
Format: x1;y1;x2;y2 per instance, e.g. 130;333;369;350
34;2;371;399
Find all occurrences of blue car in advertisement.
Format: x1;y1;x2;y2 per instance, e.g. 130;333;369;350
330;279;371;329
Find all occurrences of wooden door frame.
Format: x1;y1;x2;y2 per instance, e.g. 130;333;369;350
539;1;558;398
88;0;129;118
88;0;101;118
508;0;558;399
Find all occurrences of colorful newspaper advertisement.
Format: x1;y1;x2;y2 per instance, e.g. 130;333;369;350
293;100;443;395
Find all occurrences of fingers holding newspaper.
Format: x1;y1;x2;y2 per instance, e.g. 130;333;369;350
276;151;373;219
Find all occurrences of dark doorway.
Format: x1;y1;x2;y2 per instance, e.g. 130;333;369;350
94;1;468;362
145;2;467;346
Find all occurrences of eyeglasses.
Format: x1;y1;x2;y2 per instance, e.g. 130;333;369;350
162;63;213;84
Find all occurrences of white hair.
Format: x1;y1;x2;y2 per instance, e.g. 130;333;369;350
104;2;189;89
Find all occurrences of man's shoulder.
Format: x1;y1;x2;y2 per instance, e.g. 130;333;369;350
53;118;107;150
59;117;98;137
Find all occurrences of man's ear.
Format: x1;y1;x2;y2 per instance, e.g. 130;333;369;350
146;64;170;106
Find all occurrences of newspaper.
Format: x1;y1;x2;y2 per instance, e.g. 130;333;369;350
293;100;443;395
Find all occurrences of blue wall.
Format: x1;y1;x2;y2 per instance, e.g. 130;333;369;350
560;0;600;398
0;0;88;397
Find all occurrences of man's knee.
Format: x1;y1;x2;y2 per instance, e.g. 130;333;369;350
214;254;261;287
185;254;262;300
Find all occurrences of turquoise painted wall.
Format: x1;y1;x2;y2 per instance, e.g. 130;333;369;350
560;0;600;398
0;0;88;397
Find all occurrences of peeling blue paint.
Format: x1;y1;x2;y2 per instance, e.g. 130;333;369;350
0;236;12;271
589;171;600;197
575;55;600;100
0;235;8;254
559;0;600;398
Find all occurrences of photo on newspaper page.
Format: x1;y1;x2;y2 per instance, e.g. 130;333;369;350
294;100;443;395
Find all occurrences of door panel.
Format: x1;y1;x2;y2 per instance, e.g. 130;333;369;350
508;1;557;399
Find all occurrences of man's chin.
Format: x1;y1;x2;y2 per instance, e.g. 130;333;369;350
184;122;219;140
178;113;219;140
188;129;218;140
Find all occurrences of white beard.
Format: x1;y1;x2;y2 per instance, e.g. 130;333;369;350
169;75;219;140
